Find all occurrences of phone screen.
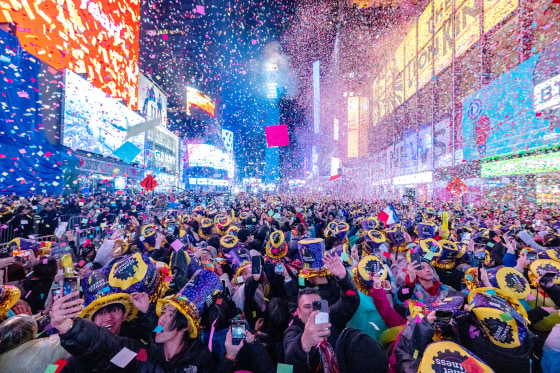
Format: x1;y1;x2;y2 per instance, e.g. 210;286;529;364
275;262;284;274
527;252;537;261
167;224;176;235
410;253;422;269
461;232;471;244
474;244;486;260
251;256;261;275
231;321;245;345
63;277;79;300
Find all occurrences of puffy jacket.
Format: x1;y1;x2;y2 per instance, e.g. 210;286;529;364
393;317;435;373
283;272;360;373
60;316;216;373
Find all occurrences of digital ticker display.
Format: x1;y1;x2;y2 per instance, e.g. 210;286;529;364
0;0;140;108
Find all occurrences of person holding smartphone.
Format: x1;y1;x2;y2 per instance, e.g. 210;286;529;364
397;255;465;306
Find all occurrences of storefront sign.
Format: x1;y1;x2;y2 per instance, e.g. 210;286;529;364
393;171;433;185
481;151;560;177
79;157;142;177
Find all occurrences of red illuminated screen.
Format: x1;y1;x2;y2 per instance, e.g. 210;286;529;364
186;87;215;118
0;0;140;108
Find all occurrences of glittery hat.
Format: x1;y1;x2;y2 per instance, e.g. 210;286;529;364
215;216;231;236
353;255;388;295
468;288;529;349
336;222;350;241
363;230;387;256
483;266;530;299
419;341;494;373
0;285;20;317
140;224;159;251
198;218;214;240
324;221;339;238
385;223;407;248
6;238;40;257
529;259;560;286
298;238;329;279
266;230;288;260
80;252;161;321
417;221;438;240
162;270;223;338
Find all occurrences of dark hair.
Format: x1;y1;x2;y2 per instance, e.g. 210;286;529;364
325;236;338;252
355;237;365;257
92;303;126;321
262;298;289;342
297;287;321;303
169;307;190;336
207;236;221;252
295;223;306;236
7;264;26;282
189;220;200;232
32;258;57;279
200;294;231;330
270;220;280;231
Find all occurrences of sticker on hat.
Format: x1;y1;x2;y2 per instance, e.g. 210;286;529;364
419;341;494;373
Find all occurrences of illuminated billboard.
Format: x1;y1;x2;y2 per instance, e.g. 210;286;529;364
62;70;145;164
481;152;560;177
186;87;215;118
187;144;234;178
139;74;167;127
0;0;140;108
376;0;518;117
348;97;359;158
330;157;340;176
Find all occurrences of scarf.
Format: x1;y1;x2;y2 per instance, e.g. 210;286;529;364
317;339;339;373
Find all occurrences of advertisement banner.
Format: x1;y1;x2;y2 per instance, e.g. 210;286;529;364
0;0;140;108
394;141;405;176
418;125;433;171
404;130;419;175
462;52;557;161
62;70;145;165
139;75;168;126
433;117;453;168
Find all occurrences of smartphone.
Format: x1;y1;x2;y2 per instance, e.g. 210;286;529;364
50;287;61;303
312;300;329;324
251;255;261;275
63;276;80;301
540;271;556;285
435;310;453;324
474;244;486;261
167;224;176;235
275;262;284;274
410;253;422;269
231;320;246;345
461;232;471;245
527;252;537;261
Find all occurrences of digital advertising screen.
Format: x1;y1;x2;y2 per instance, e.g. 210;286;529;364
0;0;140;108
462;52;557;162
186;87;215;118
187;144;234;178
62;70;145;164
139;74;168;126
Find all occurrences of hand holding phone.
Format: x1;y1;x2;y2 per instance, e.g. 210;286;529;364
251;256;261;276
231;320;246;345
312;300;329;324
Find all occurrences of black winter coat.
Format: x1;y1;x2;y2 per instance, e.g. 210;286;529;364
282;273;360;373
60;311;216;373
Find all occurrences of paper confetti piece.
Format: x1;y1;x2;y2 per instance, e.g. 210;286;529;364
136;348;147;362
401;288;410;294
499;312;513;322
277;363;294;373
110;347;138;368
170;239;184;251
298;276;305;287
153;325;163;332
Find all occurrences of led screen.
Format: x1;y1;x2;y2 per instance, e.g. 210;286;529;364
187;144;234;178
186;87;215;118
0;0;140;108
62;70;145;164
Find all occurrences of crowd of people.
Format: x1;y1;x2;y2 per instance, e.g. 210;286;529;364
0;191;559;372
